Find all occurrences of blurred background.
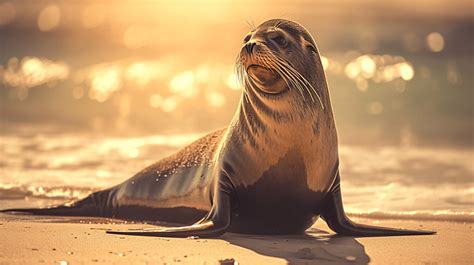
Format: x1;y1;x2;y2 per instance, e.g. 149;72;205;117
0;0;473;222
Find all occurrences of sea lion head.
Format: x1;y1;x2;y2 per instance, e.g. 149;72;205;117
237;19;326;110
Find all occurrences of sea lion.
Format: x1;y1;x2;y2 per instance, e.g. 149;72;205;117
2;19;435;238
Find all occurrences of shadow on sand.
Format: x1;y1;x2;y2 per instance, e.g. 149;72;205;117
0;213;370;264
222;227;370;265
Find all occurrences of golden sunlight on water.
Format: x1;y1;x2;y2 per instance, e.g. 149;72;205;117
344;54;415;92
125;61;169;87
88;66;122;103
1;57;69;100
169;71;197;98
0;53;418;105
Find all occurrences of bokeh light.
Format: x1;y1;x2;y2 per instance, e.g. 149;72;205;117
88;66;122;102
169;71;196;98
359;55;376;78
0;56;69;99
398;62;415;81
125;61;167;87
426;32;445;52
344;54;415;89
37;5;61;32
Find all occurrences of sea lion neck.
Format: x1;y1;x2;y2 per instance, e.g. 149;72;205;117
233;90;327;149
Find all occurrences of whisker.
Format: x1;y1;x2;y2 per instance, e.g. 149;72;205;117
235;54;249;94
234;43;325;110
271;55;325;110
274;20;283;29
260;51;306;100
260;49;312;104
245;20;254;31
266;57;306;100
270;55;315;102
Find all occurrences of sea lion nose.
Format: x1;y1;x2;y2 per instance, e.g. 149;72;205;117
245;42;257;54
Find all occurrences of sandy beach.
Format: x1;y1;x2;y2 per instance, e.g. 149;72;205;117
1;214;472;264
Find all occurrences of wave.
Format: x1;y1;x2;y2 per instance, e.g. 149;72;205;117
348;211;474;223
1;185;472;223
0;185;96;201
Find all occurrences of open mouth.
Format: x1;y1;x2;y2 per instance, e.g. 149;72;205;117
247;65;281;85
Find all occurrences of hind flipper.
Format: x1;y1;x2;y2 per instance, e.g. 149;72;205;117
320;170;436;237
1;205;81;215
107;173;233;238
1;189;111;217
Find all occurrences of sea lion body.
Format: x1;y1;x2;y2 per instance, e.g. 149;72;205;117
108;129;224;224
3;19;434;238
109;98;337;234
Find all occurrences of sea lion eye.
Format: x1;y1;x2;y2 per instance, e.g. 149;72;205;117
307;45;317;53
243;34;251;43
268;31;287;47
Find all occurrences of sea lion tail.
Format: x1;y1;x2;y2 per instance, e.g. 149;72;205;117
321;171;436;237
0;189;112;217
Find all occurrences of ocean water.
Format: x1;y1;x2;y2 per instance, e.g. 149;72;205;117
0;1;472;224
0;128;472;223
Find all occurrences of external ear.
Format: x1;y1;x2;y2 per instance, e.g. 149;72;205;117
301;36;317;53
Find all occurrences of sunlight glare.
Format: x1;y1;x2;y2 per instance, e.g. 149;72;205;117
125;61;162;87
398;63;415;81
169;71;196;98
12;57;70;89
89;66;121;102
344;62;360;79
359;55;376;78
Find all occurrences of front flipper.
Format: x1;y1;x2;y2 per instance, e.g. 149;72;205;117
320;170;436;237
107;173;234;238
106;217;228;238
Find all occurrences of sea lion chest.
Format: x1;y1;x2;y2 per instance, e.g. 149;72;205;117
222;127;335;234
